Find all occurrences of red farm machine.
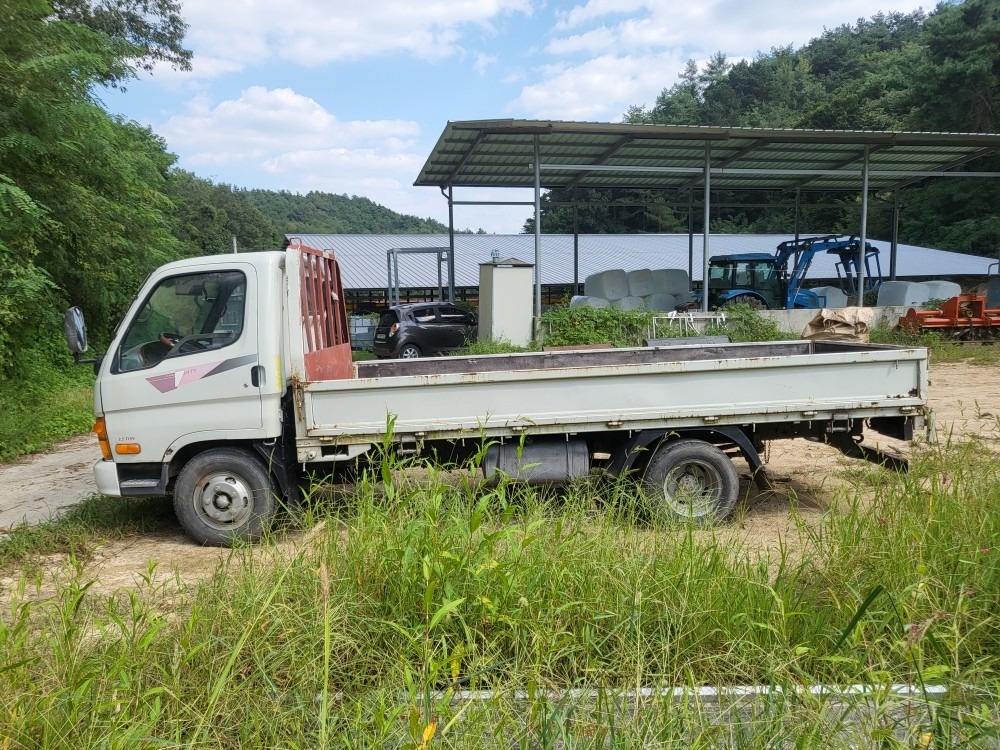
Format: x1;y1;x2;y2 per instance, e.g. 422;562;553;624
897;294;1000;341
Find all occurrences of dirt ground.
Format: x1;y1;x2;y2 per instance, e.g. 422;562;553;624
1;361;997;602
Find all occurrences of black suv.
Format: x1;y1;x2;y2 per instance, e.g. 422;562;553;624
373;302;478;359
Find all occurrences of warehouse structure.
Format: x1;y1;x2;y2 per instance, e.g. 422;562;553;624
413;120;1000;314
287;232;997;313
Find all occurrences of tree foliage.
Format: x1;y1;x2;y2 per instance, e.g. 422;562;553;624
51;0;192;82
541;4;1000;256
245;190;453;235
0;0;180;372
166;172;283;253
0;0;462;386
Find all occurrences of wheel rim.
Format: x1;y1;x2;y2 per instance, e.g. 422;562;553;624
400;345;420;358
194;471;253;529
659;460;723;518
731;294;766;309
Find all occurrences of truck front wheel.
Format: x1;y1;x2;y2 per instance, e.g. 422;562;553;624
174;448;277;546
641;439;739;524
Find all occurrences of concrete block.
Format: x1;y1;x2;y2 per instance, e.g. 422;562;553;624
644;293;677;311
627;269;655;297
877;281;930;308
922;280;962;300
611;296;646;311
584;269;629;301
569;295;610;309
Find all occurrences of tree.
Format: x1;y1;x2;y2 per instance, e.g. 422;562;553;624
906;0;1000;132
575;4;1000;255
0;0;182;373
51;0;192;83
522;189;686;234
245;189;455;235
166;172;283;254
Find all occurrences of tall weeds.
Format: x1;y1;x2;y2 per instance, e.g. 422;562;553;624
1;443;997;747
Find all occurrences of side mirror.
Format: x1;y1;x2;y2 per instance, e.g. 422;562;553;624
64;307;88;355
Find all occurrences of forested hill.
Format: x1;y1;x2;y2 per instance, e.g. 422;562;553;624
164;174;455;256
245;189;451;235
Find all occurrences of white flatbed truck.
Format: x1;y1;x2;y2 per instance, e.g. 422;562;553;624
64;241;929;545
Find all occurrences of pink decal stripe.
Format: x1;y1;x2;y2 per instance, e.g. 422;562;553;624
147;362;223;393
145;353;258;393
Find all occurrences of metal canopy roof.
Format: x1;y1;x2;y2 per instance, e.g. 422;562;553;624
415;119;1000;193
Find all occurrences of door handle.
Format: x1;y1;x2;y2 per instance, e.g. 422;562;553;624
250;365;265;387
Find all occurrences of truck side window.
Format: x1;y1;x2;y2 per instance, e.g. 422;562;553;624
116;271;247;372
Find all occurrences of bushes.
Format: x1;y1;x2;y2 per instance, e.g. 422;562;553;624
539;303;788;347
0;336;95;461
540;306;656;347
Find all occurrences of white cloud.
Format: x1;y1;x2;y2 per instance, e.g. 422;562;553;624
511;51;687;120
158;87;420;165
551;0;927;54
168;0;534;78
516;0;926;123
556;0;648;30
545;26;616;55
474;53;499;74
153;86;530;231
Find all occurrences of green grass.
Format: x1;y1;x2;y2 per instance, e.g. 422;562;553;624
0;494;174;570
1;440;997;748
0;368;94;462
1;308;997;746
872;325;1000;365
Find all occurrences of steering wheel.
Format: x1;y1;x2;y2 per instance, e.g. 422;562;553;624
163;332;214;357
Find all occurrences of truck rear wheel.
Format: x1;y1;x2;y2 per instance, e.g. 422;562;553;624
174;448;277;546
641;439;739;524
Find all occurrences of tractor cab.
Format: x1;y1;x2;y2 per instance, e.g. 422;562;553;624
705;253;783;309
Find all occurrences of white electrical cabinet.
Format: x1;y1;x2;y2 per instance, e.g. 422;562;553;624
478;257;534;346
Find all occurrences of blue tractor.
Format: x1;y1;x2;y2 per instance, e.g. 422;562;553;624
703;234;882;310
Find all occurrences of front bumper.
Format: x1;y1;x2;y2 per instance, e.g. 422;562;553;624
94;459;122;496
94;458;169;496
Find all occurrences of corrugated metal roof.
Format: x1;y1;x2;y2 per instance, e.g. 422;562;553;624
287;233;997;289
415;120;1000;193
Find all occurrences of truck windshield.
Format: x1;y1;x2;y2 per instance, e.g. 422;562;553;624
116;271;247;372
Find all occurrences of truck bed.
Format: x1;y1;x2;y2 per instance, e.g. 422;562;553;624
294;340;927;455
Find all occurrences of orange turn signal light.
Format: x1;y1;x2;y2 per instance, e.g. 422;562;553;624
93;417;112;461
115;443;142;455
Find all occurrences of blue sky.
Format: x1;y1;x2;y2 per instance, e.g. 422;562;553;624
101;0;928;234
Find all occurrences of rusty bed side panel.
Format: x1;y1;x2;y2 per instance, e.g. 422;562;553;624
295;241;354;381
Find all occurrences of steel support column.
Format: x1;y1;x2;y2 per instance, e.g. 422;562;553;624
687;188;694;282
533;135;542;326
701;143;711;313
858;145;871;307
447;185;456;302
573;199;580;295
794;188;801;242
890;193;900;280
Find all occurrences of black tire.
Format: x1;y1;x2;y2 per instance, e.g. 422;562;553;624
641;439;739;524
727;294;768;309
174;448;277;546
399;343;422;359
